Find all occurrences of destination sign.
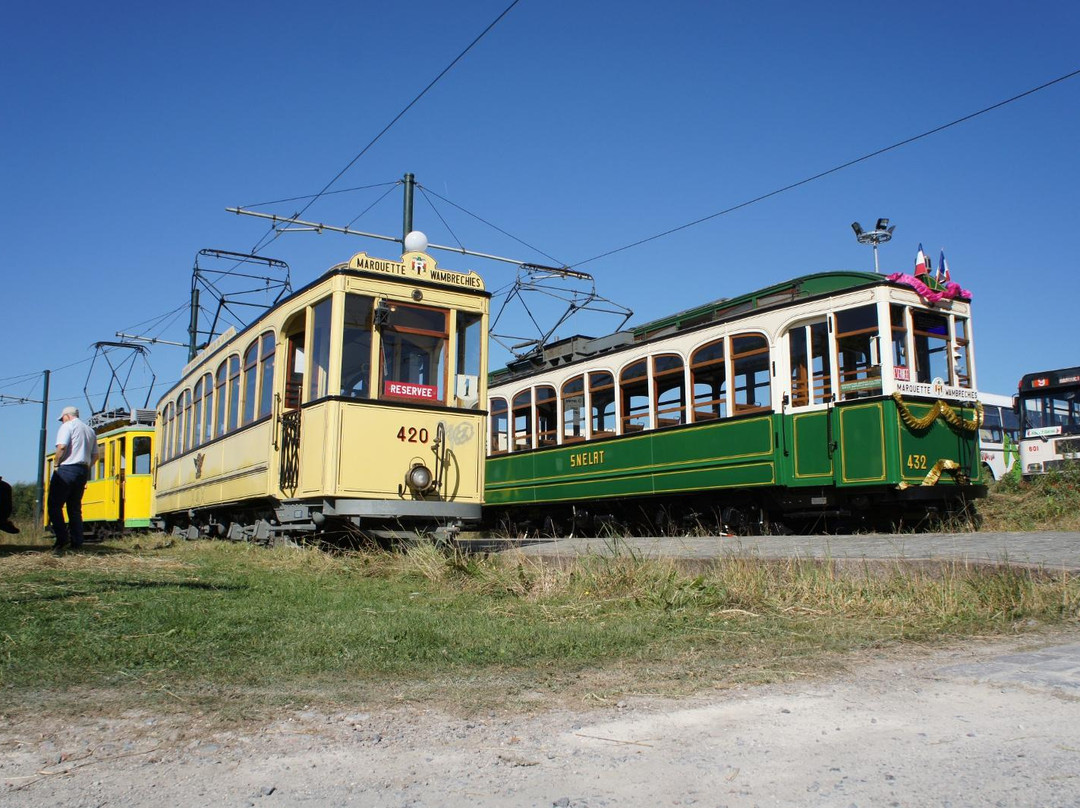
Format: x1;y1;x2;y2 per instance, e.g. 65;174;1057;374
894;379;978;401
349;251;485;291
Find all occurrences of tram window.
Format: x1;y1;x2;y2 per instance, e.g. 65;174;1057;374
133;436;152;475
172;394;183;457
834;305;880;401
562;375;586;443
732;333;771;413
379;303;448;403
536;386;557;447
654;354;686;427
227;355;240;432
180;389;192;452
620;360;651;433
201;372;214;444
691;339;727;421
192;378;205;449
214;359;228;438
912;310;950;384
490;397;509;454
258;332;275;417
787;321;831;407
789;327;809;407
891;305;910;380
95;442;106;480
341;294;373;398
161;402;174;461
512;390;533;450
308;299;332;402
242;341;258;425
590;371;616;437
953;317;971;388
455;311;483;409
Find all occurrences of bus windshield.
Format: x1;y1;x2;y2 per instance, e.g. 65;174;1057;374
1021;391;1080;434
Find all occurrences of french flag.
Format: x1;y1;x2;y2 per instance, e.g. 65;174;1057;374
938;249;951;283
914;243;930;277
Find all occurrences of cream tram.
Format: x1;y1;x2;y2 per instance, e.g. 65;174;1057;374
153;247;489;542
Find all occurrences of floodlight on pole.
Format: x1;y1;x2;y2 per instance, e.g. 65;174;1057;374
851;218;895;273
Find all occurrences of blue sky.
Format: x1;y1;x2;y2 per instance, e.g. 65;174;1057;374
2;1;1078;483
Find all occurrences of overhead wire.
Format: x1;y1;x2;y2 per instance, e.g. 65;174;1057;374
417;185;567;266
243;181;400;210
571;66;1080;269
248;0;524;256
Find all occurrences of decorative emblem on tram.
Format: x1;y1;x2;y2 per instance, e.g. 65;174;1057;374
193;452;205;479
411;256;427;273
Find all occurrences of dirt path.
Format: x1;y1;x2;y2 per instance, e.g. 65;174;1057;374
4;628;1080;807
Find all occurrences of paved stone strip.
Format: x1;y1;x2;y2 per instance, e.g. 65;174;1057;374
937;642;1080;694
498;531;1080;571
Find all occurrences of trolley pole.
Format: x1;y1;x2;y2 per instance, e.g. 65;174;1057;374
35;368;50;526
402;172;415;243
187;287;200;362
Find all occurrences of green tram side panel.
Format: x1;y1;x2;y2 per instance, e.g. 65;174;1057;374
838;402;888;484
893;400;981;485
781;398;983;490
789;411;833;481
485;415;776;506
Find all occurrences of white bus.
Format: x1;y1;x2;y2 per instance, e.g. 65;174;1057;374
1016;366;1080;479
978;392;1020;481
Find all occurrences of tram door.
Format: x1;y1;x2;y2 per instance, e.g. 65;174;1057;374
783;319;835;484
115;437;126;525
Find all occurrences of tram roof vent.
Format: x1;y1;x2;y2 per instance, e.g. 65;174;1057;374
578;331;634;356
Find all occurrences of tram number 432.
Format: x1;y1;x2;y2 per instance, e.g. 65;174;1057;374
397;426;430;444
906;454;928;470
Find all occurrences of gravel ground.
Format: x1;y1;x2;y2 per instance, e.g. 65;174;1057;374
4;627;1080;807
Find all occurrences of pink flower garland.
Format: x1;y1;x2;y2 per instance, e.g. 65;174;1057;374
886;273;972;302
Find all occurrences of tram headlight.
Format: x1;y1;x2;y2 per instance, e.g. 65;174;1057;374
404;463;434;493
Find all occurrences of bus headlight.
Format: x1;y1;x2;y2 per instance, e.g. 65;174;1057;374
404;463;434;493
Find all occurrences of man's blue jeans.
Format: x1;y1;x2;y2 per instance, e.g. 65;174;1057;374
48;464;90;548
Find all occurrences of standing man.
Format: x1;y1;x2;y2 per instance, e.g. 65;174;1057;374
48;406;98;553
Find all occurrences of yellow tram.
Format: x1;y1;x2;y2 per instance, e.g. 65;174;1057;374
44;410;157;537
153;246;490;543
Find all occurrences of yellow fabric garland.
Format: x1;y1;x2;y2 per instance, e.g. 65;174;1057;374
892;393;983;433
897;458;962;489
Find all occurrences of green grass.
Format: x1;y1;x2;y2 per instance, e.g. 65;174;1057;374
1;532;1076;719
979;462;1080;531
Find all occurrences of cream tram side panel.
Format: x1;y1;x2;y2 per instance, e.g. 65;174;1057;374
154;422;274;514
336;405;484;502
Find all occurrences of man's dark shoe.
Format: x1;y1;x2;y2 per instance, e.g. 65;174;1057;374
52;543;68;556
0;520;18;534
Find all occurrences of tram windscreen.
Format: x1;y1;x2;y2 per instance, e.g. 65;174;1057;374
380;303;448;403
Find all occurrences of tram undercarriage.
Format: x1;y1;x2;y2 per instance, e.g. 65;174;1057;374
486;484;987;538
156;496;481;546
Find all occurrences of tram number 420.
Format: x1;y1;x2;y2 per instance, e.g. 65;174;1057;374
906;454;928;470
397;426;430;444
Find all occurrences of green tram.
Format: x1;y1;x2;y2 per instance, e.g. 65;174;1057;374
484;269;985;534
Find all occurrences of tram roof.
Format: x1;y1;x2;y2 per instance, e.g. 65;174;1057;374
631;270;883;340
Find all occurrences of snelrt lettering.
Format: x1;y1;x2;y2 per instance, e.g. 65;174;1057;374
569;449;605;469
